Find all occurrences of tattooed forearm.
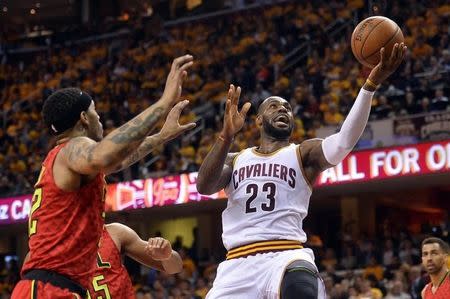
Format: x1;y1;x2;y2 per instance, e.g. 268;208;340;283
63;103;170;175
108;134;163;174
109;107;165;144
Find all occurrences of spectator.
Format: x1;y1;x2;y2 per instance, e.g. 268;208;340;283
372;95;393;120
194;277;209;299
250;83;270;109
412;36;433;59
383;239;397;268
430;88;449;111
385;280;412;299
324;102;344;125
399;240;420;265
179;247;197;278
321;248;338;271
418;97;431;114
364;256;384;282
341;245;357;270
403;92;421;115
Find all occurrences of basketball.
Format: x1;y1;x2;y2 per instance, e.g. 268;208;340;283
351;16;404;68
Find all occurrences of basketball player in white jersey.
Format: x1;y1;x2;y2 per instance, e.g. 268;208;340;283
197;43;407;299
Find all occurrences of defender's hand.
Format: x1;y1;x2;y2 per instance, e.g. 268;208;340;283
161;55;194;105
159;100;196;141
368;43;407;85
220;84;251;140
145;237;172;261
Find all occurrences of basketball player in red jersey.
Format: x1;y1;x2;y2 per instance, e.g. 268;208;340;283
197;44;406;299
421;237;449;299
12;55;194;299
89;223;182;299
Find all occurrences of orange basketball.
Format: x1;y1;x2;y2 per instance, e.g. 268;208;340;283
351;16;404;68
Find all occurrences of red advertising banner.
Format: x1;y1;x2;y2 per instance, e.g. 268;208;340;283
0;195;33;225
104;172;226;212
315;139;450;186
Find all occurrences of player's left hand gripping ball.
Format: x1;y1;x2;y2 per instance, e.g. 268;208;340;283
145;237;173;261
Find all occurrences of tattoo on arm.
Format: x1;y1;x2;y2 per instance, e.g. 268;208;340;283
62;137;102;174
109;107;164;144
108;135;162;174
64;106;167;175
66;140;94;164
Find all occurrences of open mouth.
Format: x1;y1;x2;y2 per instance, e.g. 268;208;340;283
273;114;290;127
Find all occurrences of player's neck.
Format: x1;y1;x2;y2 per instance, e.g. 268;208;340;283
430;267;449;288
257;137;290;154
55;128;87;145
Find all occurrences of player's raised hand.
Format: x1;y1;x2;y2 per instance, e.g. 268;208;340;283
145;237;173;261
368;42;407;85
161;54;194;105
220;84;251;140
159;100;196;141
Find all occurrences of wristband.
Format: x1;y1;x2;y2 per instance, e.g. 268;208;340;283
218;135;233;143
365;78;380;89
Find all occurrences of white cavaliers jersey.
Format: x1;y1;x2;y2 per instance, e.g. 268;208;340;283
223;144;312;250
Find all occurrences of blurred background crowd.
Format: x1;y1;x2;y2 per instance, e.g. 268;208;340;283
1;0;448;197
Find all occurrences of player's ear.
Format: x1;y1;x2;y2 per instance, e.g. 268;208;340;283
80;111;89;126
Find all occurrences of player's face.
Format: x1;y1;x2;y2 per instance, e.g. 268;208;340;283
421;243;447;275
259;97;294;139
85;101;103;142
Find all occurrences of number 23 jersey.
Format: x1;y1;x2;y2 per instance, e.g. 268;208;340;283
223;144;312;250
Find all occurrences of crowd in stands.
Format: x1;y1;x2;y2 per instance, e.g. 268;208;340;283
0;2;449;200
1;218;448;298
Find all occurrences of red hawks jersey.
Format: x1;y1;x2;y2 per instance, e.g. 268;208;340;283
89;228;135;299
21;142;106;288
423;272;450;299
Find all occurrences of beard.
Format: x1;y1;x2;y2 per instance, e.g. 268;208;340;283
88;126;103;142
425;263;442;275
262;116;293;140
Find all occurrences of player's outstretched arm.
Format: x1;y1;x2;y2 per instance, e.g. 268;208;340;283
299;43;407;186
197;85;251;195
61;55;194;175
145;237;182;275
109;100;196;174
107;223;182;274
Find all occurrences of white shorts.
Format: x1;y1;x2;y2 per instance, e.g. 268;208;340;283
206;248;326;299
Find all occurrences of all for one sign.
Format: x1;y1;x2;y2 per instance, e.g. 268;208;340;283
317;140;450;186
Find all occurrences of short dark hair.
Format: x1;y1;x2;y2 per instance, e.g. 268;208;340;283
42;88;92;135
421;237;449;253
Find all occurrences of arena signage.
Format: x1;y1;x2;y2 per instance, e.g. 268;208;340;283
0;195;32;225
104;172;226;212
1;140;449;223
316;139;450;186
